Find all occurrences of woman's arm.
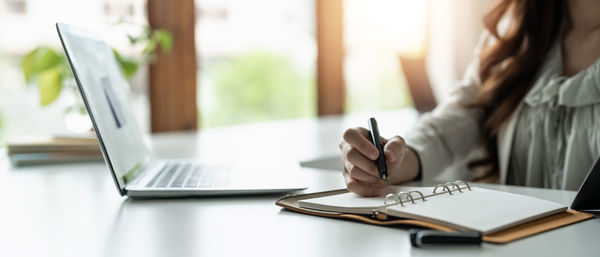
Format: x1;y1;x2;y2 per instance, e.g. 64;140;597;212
339;31;492;196
403;35;487;181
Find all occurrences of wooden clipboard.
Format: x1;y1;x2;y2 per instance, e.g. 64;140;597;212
276;189;595;244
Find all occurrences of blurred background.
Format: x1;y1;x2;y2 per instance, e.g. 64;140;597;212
0;0;493;147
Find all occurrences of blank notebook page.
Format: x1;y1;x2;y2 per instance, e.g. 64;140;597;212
386;187;567;234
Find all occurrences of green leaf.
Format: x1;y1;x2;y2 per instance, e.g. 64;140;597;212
22;49;39;83
118;58;138;79
112;49;139;79
127;34;138;44
22;47;63;84
38;67;63;106
152;30;173;52
143;40;157;56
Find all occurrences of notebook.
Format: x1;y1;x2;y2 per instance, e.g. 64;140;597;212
7;135;102;166
298;182;567;235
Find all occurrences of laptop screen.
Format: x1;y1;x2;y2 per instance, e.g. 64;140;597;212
571;156;600;211
57;23;150;194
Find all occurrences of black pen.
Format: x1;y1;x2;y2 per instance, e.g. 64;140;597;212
409;229;482;247
368;117;388;183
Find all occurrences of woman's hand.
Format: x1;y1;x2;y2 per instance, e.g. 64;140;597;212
339;127;420;196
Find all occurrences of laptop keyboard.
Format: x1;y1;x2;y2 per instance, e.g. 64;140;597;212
146;162;229;188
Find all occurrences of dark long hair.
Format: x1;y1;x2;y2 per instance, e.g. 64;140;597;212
470;0;567;181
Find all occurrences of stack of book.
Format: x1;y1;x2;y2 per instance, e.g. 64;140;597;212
7;134;103;166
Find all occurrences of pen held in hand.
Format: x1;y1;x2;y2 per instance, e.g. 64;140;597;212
368;117;388;183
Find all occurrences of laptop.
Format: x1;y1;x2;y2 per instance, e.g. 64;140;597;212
56;23;307;197
571;156;600;214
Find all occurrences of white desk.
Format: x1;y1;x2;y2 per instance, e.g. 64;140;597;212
0;110;598;257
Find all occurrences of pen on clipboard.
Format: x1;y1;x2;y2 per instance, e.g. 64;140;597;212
368;118;388;183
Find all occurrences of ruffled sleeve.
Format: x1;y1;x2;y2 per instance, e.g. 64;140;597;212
525;43;600;108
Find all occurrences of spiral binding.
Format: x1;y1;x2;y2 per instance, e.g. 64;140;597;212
433;180;471;195
382;180;472;207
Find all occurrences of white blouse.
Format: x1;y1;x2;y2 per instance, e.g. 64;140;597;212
405;31;600;190
508;38;600;190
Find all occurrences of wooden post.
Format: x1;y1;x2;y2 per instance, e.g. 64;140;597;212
147;0;197;132
316;0;345;115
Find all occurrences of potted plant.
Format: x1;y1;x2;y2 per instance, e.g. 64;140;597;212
21;25;172;132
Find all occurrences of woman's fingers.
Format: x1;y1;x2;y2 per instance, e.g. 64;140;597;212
339;127;401;197
342;127;379;160
341;143;379;177
383;135;407;162
346;163;381;183
343;169;384;196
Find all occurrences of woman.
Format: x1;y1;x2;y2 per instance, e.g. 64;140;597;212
339;0;600;196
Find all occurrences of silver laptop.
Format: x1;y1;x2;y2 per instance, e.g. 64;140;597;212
56;23;307;197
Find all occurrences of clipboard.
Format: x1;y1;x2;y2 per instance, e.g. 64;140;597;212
276;188;595;244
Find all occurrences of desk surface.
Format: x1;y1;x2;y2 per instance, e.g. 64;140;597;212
0;110;598;257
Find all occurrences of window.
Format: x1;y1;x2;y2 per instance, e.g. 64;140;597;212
196;0;316;128
0;0;147;146
343;0;427;113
